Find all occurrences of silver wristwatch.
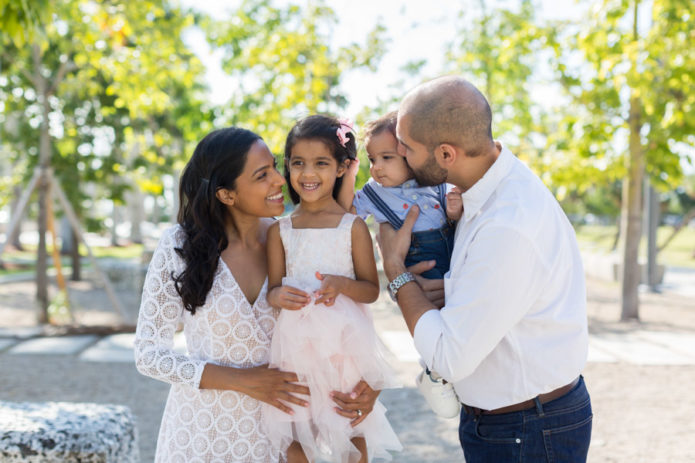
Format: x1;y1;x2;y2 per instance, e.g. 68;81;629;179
387;271;416;301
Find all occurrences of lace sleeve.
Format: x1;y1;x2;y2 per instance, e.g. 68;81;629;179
134;226;206;388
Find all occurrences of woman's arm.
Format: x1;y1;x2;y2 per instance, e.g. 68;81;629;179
315;218;380;304
133;228;207;387
199;363;309;414
266;221;310;310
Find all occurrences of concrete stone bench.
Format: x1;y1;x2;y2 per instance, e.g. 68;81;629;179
0;401;139;462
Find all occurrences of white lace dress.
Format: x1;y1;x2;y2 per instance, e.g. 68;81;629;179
134;225;282;463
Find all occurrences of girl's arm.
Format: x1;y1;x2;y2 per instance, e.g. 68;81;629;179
315;218;380;304
266;221;311;310
337;158;359;213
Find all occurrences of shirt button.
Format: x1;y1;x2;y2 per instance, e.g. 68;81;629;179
412;195;417;200
515;438;521;444
423;205;429;210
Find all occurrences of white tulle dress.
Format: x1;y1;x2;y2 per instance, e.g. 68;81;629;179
262;214;402;463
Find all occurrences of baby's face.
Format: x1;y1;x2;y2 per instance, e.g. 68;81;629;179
366;131;413;187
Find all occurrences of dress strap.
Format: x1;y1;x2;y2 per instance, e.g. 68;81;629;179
278;216;292;247
337;213;357;230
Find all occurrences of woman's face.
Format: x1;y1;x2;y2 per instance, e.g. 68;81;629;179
226;140;286;217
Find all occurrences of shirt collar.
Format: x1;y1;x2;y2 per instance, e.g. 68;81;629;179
401;178;418;189
461;144;515;221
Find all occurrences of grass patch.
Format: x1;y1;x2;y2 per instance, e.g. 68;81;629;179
575;225;695;269
0;243;144;277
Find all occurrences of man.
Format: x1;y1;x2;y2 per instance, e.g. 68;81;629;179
378;76;592;462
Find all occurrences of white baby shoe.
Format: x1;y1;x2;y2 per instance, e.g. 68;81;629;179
415;367;461;419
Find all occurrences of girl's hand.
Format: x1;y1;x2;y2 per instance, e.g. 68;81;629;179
267;285;311;310
237;365;310;415
331;380;381;427
345;157;360;179
314;272;346;306
446;187;463;221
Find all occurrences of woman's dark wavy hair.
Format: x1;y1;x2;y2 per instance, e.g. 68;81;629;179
174;127;262;315
283;114;357;204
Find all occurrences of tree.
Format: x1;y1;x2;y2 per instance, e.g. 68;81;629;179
445;0;550;162
203;0;386;154
551;0;694;320
0;0;208;320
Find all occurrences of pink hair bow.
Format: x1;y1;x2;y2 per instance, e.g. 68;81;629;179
336;118;354;147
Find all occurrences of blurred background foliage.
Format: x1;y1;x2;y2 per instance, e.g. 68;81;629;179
0;0;693;320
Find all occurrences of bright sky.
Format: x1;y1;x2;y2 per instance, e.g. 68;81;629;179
180;0;586;115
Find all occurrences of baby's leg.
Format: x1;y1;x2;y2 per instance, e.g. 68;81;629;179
351;437;368;463
287;441;309;463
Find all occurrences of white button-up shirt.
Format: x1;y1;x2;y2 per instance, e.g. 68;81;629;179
413;145;588;410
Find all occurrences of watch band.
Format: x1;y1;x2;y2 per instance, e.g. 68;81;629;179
388;271;416;301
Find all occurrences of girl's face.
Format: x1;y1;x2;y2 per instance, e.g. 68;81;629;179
366;131;413;187
288;139;346;203
224;140;286;217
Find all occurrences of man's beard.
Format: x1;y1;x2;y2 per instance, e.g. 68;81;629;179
411;154;448;186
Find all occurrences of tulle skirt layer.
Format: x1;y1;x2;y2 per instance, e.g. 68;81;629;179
262;278;401;463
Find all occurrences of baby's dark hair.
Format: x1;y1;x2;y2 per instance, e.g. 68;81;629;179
363;110;397;146
284;114;357;204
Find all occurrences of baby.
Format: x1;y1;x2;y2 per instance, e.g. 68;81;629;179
340;110;462;279
339;111;463;418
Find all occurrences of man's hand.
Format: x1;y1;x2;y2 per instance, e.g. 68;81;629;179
376;206;420;281
446;187;463;221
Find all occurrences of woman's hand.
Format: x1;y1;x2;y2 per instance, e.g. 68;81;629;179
314;272;346;306
237;365;310;415
267;285;311;310
331;380;381;427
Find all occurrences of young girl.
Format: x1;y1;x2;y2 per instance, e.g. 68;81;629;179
263;115;402;463
339;111;463;419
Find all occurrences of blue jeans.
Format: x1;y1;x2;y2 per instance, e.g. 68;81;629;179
404;222;455;279
459;376;592;463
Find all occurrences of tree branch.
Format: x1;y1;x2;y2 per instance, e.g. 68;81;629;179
2;51;37;87
47;59;77;96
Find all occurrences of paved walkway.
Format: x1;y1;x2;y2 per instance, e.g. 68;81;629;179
2;277;694;462
2;314;694;366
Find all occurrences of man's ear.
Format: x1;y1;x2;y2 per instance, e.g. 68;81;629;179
215;188;236;206
434;143;458;168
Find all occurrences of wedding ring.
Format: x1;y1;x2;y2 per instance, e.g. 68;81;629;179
356;409;363;417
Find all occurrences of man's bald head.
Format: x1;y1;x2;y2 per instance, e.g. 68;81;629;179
400;76;493;157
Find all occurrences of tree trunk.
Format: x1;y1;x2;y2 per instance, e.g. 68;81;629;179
71;231;81;281
620;94;644;321
128;188;145;244
111;204;121;246
611;215;621;251
33;44;50;321
9;185;25;250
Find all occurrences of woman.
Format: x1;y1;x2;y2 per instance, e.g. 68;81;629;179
134;127;380;462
